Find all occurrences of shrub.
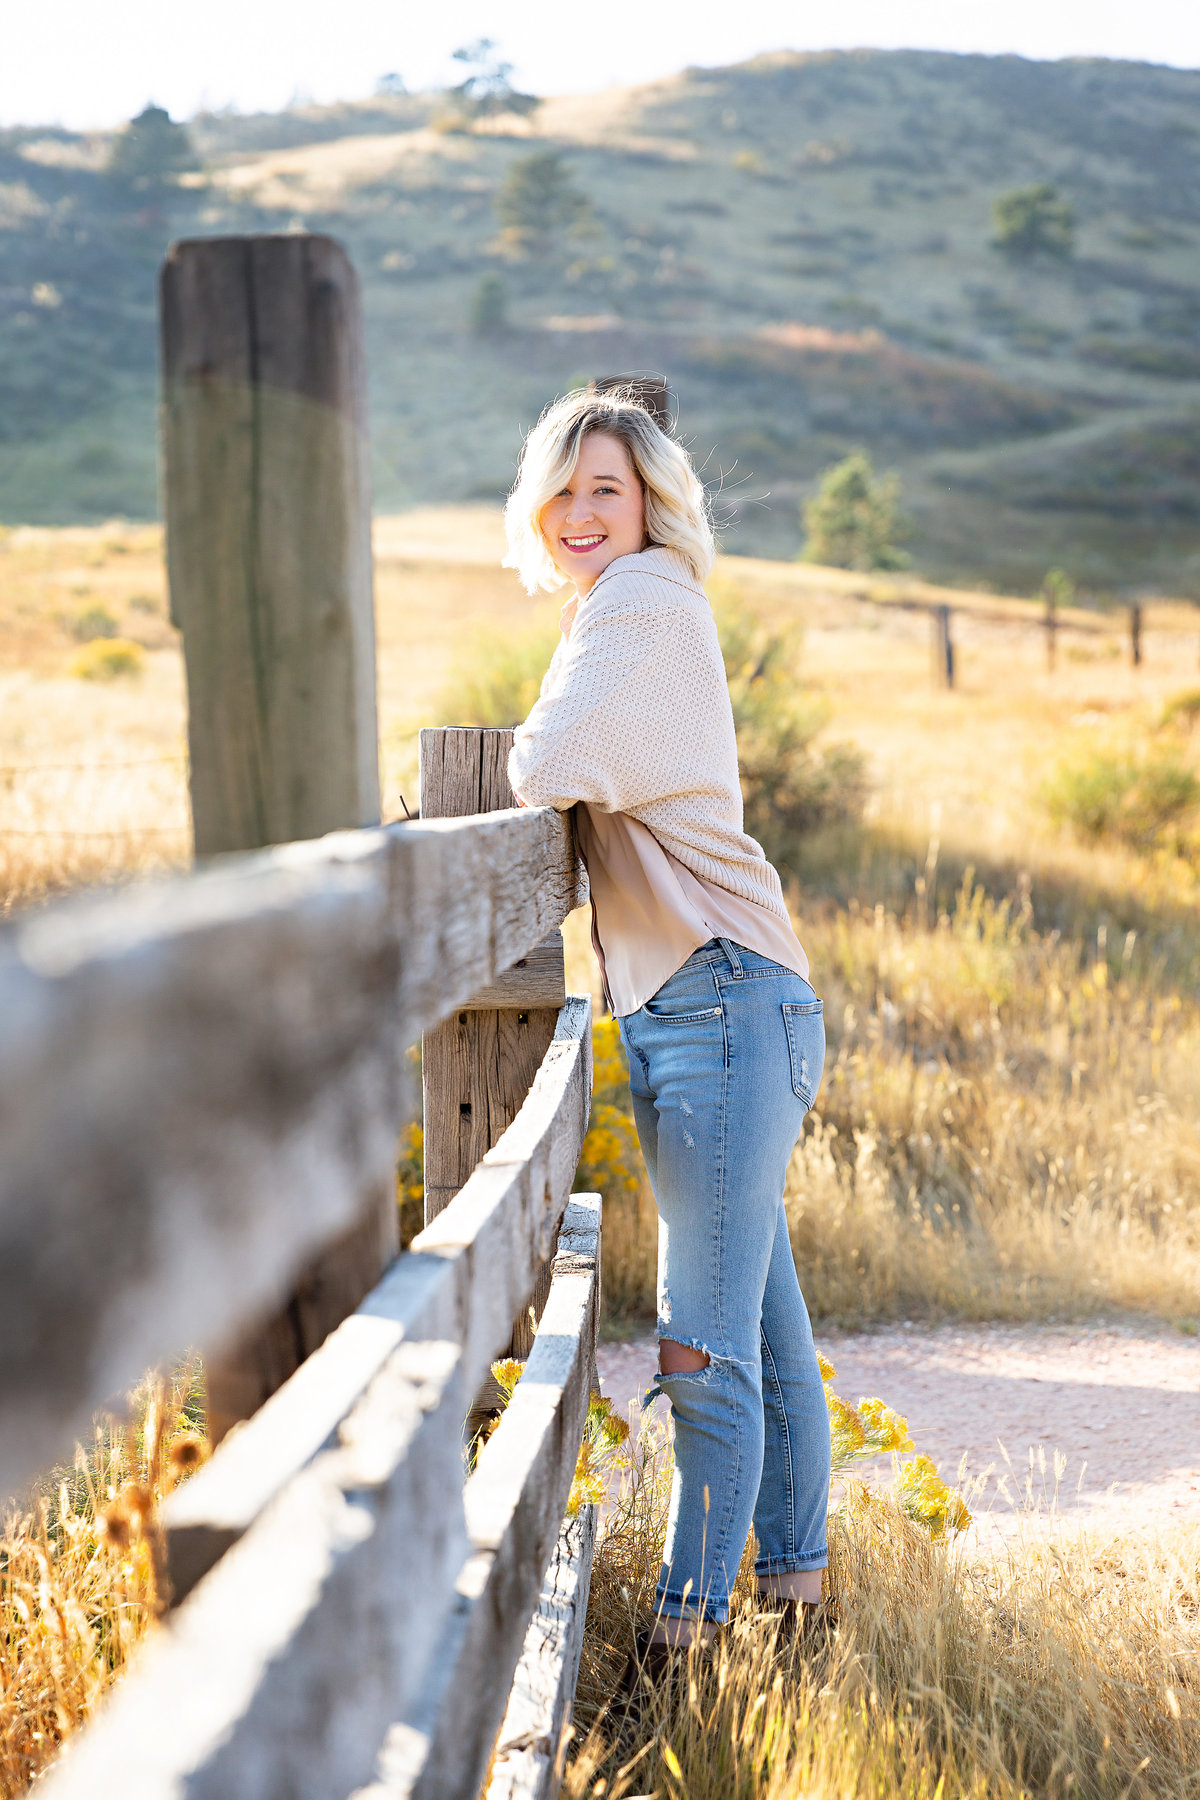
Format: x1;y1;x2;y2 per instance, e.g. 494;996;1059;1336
1041;748;1200;850
69;637;145;680
991;182;1075;260
1038;566;1075;611
1161;688;1200;733
496;151;588;246
800;451;908;571
435;619;560;726
1079;337;1200;379
107;104;197;188
470;273;508;336
716;591;869;872
72;602;118;641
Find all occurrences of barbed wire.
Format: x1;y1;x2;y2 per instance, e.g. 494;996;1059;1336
0;826;186;840
0;756;188;776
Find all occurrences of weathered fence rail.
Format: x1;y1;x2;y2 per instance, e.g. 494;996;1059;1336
0;231;605;1800
0;807;583;1503
1;803;598;1800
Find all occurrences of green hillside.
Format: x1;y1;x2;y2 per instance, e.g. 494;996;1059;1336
2;49;1199;594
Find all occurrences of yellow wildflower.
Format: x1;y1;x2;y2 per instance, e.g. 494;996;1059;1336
895;1452;972;1538
490;1357;526;1400
857;1396;915;1453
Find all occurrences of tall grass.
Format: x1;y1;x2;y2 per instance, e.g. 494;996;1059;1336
568;1427;1200;1799
0;758;189;916
0;1365;208;1797
598;873;1200;1329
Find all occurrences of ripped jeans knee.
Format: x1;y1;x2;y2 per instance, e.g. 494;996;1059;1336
644;1332;718;1407
659;1335;710;1376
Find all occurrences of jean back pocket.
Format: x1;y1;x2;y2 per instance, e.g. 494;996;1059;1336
782;1000;825;1107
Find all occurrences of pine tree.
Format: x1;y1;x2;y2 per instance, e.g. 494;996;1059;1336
107;105;197;190
470;275;508;336
495;152;588;247
801;452;908;571
991;183;1075;261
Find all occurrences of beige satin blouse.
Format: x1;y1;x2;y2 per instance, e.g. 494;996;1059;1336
574;803;810;1018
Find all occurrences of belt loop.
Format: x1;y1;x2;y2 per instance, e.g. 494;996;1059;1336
718;936;743;977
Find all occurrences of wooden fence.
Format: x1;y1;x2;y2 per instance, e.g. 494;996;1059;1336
0;233;602;1800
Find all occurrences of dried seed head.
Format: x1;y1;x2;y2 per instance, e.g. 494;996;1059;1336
99;1505;131;1550
168;1433;205;1474
119;1481;153;1521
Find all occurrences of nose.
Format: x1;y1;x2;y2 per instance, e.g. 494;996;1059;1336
563;494;595;526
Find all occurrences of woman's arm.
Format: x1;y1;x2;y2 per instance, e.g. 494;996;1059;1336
508;595;683;811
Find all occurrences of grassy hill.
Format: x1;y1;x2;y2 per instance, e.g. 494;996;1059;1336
2;49;1199;594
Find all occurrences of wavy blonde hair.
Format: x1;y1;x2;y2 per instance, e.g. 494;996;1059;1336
503;385;715;595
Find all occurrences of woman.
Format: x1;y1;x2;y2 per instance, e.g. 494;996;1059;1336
505;386;831;1668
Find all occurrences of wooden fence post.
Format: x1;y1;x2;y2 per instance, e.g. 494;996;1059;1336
1131;603;1143;667
420;727;571;1376
160;234;395;1441
1045;590;1057;673
932;603;955;689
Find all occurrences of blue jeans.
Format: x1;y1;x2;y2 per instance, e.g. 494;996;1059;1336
618;938;830;1624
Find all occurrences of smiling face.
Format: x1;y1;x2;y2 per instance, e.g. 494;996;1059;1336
538;430;647;593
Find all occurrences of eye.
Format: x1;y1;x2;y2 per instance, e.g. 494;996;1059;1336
596;484;618;495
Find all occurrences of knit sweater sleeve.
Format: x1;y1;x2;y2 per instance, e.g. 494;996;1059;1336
508;589;683;812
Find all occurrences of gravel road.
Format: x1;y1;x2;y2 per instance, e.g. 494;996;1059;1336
597;1322;1200;1546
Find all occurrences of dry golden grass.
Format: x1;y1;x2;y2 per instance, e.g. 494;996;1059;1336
0;522;189;913
569;1426;1200;1800
3;510;1199;1795
0;510;554;907
600;868;1200;1332
0;1365;208;1799
787;878;1200;1327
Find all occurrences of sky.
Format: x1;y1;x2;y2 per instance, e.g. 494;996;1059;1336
4;0;1198;133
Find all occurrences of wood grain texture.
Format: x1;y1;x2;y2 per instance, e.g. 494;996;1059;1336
353;1194;602;1800
421;1004;561;1221
420;728;576;1223
202;1196;401;1449
484;1506;598;1800
163;234;389;1429
38;1193;600;1800
460;933;566;1011
39;1337;474;1800
163;996;592;1605
0;811;584;1505
161;234;380;855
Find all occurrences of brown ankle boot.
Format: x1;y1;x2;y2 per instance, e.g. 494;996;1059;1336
617;1626;677;1703
774;1595;839;1646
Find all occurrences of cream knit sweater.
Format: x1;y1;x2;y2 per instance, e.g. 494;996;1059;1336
507;546;790;921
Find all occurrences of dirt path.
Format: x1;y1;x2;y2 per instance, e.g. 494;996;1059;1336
597;1323;1200;1546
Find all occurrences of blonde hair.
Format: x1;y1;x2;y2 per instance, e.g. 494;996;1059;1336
503;385;715;595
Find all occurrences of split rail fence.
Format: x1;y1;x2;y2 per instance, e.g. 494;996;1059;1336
0;233;603;1800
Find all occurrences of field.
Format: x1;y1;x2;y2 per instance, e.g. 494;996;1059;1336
2;512;1199;1795
4;49;1200;592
